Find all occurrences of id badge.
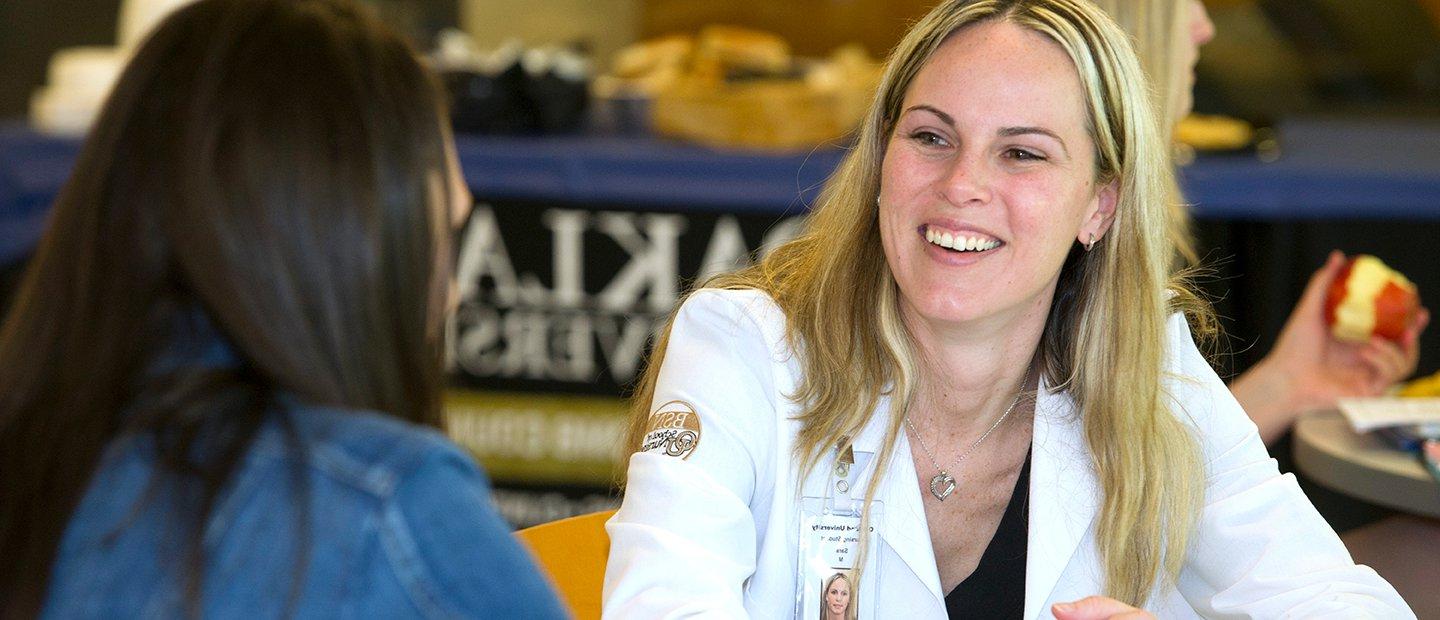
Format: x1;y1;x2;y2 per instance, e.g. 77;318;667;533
795;445;882;619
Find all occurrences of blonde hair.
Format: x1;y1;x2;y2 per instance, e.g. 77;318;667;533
625;0;1205;606
1090;0;1199;264
1089;0;1190;130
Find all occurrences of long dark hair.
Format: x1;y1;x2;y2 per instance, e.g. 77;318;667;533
0;0;454;616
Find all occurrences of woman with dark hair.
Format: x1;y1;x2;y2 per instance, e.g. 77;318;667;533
0;0;565;617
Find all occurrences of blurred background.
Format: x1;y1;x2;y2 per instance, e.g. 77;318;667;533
7;0;1440;122
4;0;1440;531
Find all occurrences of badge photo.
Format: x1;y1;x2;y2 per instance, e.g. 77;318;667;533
818;570;857;620
798;500;881;619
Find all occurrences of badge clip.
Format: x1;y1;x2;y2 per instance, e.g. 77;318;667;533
828;440;872;515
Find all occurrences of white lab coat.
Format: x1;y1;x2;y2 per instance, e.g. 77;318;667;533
604;289;1413;619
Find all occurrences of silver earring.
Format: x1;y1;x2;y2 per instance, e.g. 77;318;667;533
1084;233;1096;252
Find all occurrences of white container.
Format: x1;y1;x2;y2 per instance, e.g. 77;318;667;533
30;47;127;136
30;0;199;135
118;0;200;49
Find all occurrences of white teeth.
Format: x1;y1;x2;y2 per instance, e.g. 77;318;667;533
925;227;1000;252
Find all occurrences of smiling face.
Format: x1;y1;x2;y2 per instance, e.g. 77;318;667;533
825;575;851;616
878;19;1116;332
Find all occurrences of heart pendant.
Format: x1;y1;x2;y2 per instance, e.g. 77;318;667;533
929;472;956;501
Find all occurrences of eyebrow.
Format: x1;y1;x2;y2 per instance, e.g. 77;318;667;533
905;104;956;128
902;104;1070;158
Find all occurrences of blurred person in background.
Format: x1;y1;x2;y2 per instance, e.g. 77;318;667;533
0;0;566;617
1092;0;1430;445
1093;0;1440;612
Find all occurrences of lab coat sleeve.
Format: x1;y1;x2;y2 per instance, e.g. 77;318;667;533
1164;313;1415;619
604;290;782;618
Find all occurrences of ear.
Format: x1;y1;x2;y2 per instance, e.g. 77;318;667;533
1077;178;1118;246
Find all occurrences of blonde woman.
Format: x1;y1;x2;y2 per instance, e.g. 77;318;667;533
1092;0;1429;444
603;0;1412;617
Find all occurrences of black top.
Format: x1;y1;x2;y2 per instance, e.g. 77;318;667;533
944;449;1031;619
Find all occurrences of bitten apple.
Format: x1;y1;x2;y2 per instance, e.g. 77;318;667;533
1324;255;1420;343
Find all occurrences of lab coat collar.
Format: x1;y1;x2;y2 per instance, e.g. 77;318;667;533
1024;377;1099;619
844;379;1100;617
847;393;945;604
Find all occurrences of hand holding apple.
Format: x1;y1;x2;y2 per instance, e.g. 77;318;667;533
1324;254;1420;343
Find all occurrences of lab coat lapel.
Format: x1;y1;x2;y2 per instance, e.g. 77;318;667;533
845;384;1101;616
1024;379;1100;620
850;396;946;606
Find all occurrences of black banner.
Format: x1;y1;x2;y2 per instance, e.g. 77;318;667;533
449;199;804;395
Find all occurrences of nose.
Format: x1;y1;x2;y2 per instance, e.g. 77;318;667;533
1191;0;1216;46
938;151;992;207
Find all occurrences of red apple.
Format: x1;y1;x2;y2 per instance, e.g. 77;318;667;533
1324;255;1420;343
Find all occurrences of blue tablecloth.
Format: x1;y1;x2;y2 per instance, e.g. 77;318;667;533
1179;118;1440;220
0;125;77;265
6;118;1440;265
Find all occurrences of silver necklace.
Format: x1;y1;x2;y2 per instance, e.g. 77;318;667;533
905;387;1024;502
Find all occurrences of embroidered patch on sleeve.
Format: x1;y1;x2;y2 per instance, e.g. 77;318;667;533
640;400;701;459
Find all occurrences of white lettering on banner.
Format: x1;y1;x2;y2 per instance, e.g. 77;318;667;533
593;310;652;381
543;209;587;309
594;212;686;313
454;306;662;382
455;207;519;306
453;204;803;386
698;216;750;281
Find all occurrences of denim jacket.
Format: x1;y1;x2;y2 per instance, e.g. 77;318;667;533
41;318;567;618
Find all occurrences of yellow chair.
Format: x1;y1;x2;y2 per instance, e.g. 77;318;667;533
515;510;616;620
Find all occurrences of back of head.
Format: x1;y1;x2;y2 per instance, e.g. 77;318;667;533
0;0;452;613
118;0;453;411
